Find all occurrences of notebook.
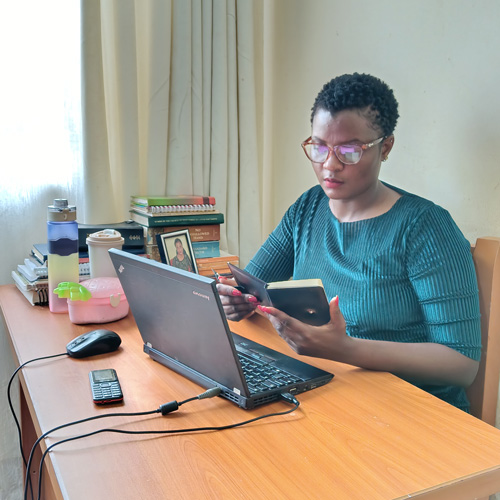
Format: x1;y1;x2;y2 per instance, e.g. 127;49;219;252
109;249;334;409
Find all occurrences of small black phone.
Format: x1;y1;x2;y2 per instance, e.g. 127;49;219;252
89;368;123;405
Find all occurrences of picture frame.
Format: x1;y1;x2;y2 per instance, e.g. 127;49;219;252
156;229;198;274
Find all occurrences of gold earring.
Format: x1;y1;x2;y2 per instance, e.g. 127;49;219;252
382;156;388;162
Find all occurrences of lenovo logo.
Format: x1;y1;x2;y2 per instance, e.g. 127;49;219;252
193;290;210;301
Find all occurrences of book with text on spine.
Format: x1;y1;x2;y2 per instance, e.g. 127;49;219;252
130;209;224;228
131;194;216;206
145;224;221;245
78;221;144;250
191;241;220;258
228;263;330;326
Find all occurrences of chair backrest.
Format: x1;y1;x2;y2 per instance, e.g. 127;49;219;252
467;237;500;425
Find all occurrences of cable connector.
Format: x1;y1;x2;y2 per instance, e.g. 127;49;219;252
159;387;221;415
280;392;299;406
159;401;179;415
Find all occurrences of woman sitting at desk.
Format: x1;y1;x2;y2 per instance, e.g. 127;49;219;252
217;73;481;412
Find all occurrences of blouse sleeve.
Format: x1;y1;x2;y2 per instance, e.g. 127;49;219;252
405;205;481;360
244;201;298;283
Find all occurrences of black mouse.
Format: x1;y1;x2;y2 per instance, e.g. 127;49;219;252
66;329;122;358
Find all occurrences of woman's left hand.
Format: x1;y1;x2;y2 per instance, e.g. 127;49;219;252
257;296;352;360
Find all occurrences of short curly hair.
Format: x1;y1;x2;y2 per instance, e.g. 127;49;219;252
311;73;399;136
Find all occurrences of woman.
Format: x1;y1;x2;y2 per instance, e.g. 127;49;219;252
217;73;481;412
170;238;194;272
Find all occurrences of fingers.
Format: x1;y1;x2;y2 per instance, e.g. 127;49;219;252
216;282;243;297
217;282;259;321
218;276;238;288
328;295;339;319
258;305;296;342
328;295;345;329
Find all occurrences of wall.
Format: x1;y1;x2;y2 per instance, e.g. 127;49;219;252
264;0;500;244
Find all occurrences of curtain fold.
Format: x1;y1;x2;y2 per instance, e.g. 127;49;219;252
82;0;264;264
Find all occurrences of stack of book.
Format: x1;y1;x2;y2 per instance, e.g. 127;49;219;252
11;243;90;306
130;195;238;277
11;222;145;306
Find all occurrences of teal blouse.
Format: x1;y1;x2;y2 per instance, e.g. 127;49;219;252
245;183;481;411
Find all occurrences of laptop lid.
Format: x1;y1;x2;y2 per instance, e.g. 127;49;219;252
109;249;333;408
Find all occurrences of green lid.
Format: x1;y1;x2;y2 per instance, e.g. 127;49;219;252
53;282;91;301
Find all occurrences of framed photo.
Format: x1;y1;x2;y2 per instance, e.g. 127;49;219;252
156;229;198;274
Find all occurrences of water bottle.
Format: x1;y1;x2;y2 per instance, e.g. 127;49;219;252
47;199;79;313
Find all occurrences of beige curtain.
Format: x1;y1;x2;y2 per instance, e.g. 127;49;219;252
81;0;266;265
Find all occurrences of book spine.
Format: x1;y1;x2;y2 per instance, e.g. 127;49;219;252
12;278;49;305
196;264;236;275
130;210;224;228
31;244;48;264
191;241;220;259
79;246;146;259
132;195;216;206
145;244;162;262
131;204;216;215
78;225;144;250
144;224;220;245
196;256;239;271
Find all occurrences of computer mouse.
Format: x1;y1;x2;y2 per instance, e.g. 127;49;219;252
66;329;122;358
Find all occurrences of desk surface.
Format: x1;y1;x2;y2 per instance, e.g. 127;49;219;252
3;284;500;500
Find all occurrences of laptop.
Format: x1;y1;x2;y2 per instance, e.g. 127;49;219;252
109;249;333;409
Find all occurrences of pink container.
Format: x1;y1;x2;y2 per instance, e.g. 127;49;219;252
68;277;129;324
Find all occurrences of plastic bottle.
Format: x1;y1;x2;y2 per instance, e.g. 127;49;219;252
47;199;79;313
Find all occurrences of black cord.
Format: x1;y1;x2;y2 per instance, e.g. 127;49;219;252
24;408;159;500
7;352;68;500
7;353;69;466
36;398;300;499
24;386;221;500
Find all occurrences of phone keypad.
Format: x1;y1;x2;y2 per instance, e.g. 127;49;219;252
92;381;122;403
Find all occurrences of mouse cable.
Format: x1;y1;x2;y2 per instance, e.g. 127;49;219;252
35;395;300;500
7;353;69;466
7;352;69;500
24;385;221;500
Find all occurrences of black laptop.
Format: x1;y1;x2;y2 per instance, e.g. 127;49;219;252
109;249;333;409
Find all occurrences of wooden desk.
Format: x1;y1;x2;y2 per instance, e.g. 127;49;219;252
2;283;500;500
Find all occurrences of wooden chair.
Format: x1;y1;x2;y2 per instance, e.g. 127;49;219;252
467;237;500;425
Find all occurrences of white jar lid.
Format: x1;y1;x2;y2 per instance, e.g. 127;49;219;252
86;229;124;245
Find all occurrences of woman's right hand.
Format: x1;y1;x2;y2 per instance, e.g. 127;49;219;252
216;276;259;321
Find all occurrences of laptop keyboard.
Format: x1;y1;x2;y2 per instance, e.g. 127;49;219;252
237;352;304;394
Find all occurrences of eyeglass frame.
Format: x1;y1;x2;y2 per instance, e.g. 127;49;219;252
301;135;387;165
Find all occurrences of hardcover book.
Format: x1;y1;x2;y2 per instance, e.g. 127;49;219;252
191;241;220;258
144;224;221;245
131;204;216;215
130;210;224;228
195;252;239;272
11;270;49;306
78;221;144;250
78;246;146;259
31;243;48;264
131;194;216;206
228;263;330;326
145;244;162;262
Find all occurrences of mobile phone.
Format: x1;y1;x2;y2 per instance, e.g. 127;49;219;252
89;368;123;405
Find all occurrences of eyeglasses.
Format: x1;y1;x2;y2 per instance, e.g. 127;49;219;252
301;136;385;165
